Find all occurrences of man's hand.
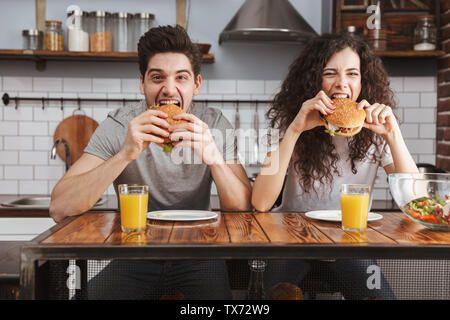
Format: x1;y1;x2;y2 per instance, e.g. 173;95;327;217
169;113;224;165
119;109;170;161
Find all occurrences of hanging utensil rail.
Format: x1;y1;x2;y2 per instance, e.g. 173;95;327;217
2;92;272;108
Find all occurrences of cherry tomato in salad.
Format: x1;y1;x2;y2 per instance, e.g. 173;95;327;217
421;214;439;224
410;209;421;220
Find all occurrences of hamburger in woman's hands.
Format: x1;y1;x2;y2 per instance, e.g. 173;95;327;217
150;104;188;152
323;97;366;137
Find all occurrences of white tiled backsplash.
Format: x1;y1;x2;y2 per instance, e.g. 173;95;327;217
0;76;437;200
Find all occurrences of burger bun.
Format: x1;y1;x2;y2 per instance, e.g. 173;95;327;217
323;98;365;137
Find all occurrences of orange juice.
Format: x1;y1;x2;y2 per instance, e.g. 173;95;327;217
340;193;370;231
119;193;148;232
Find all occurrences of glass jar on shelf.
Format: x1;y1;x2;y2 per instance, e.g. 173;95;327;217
414;15;437;51
67;9;89;52
132;13;155;52
89;11;111;52
22;29;43;50
111;12;133;52
44;20;64;51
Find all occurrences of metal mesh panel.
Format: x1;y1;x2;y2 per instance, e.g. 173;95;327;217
44;258;450;300
45;260;70;300
85;259;232;300
299;260;343;300
226;260;250;290
87;260;111;281
377;259;450;300
299;259;450;300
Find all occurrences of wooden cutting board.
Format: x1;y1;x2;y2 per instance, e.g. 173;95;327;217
53;114;99;164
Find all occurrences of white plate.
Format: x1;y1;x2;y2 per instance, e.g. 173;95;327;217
147;210;218;221
305;210;383;222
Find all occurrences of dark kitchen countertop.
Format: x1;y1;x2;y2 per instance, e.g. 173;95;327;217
0;194;399;216
0;194;119;216
0;195;223;217
372;199;401;211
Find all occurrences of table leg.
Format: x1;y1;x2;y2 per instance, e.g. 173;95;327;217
19;247;36;300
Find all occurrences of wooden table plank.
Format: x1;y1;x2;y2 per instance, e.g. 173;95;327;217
41;213;116;244
104;217;174;244
303;213;397;244
168;214;230;244
253;212;333;243
38;211;450;247
369;212;450;244
224;213;269;243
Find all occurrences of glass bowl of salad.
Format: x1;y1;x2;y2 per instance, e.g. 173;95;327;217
389;173;450;231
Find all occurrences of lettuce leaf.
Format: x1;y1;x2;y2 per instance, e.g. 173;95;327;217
162;144;174;153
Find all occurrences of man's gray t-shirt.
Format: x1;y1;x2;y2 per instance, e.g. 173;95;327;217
85;101;237;211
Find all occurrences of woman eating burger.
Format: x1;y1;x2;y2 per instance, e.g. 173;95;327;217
252;32;418;299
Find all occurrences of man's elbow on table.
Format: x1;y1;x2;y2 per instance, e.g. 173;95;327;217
221;202;251;212
221;192;252;212
49;194;85;223
49;198;67;223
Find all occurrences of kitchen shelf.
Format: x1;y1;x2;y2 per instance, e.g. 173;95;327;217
0;49;215;71
374;50;445;58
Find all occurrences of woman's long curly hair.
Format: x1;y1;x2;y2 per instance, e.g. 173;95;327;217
267;32;395;194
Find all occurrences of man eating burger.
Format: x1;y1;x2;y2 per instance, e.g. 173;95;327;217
50;25;251;300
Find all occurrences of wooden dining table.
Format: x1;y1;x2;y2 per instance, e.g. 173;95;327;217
20;210;450;299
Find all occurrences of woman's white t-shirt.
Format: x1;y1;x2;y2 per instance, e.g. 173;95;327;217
274;135;393;212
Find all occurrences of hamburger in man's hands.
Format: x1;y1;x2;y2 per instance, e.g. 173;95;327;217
323;97;366;137
150;104;188;153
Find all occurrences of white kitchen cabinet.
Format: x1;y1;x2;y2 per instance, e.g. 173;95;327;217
0;218;55;241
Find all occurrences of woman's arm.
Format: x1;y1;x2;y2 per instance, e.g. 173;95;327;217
252;91;335;212
383;127;418;173
251;127;301;212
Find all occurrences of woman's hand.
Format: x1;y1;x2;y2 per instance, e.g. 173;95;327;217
288;90;335;134
357;100;400;138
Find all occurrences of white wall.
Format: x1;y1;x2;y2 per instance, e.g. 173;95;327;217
0;74;437;200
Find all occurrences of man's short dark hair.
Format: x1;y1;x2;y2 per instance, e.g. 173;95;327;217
138;25;202;80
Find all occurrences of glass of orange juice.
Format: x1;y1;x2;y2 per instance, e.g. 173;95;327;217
340;184;371;232
118;184;149;232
